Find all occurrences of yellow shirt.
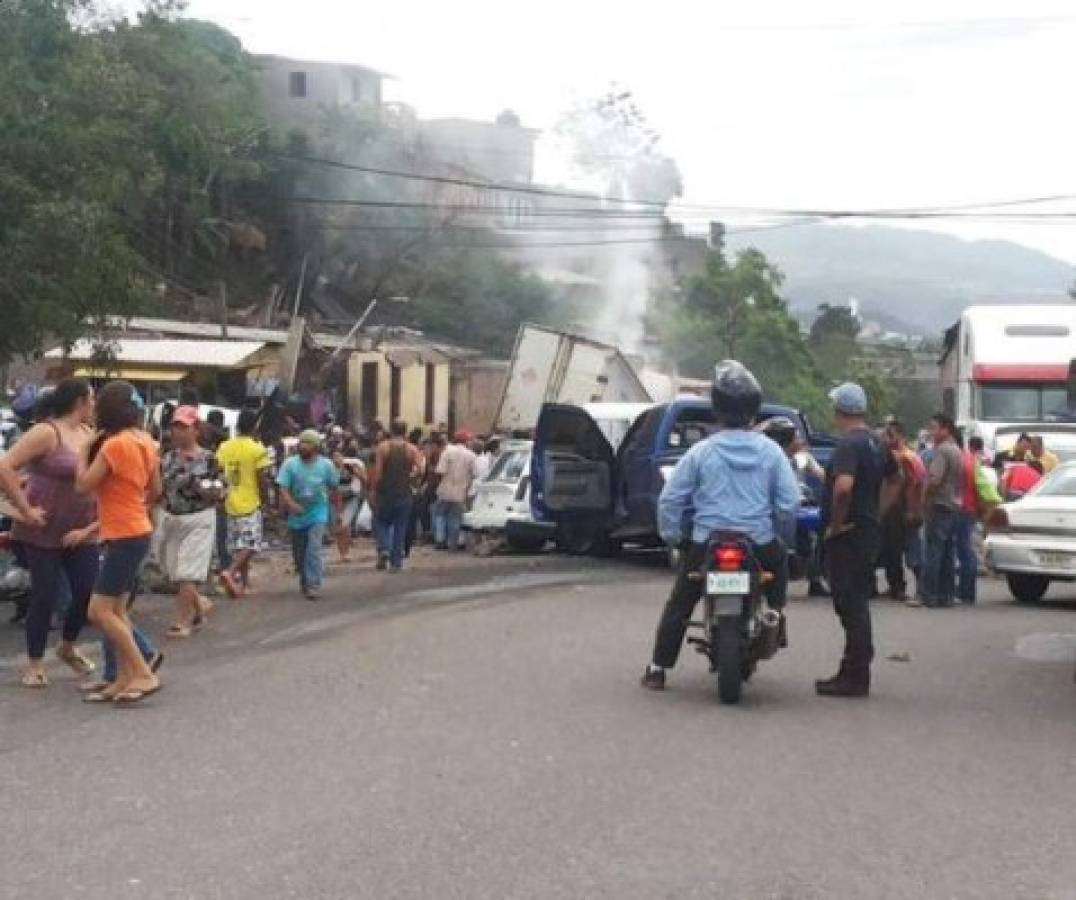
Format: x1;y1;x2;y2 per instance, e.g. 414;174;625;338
217;436;271;517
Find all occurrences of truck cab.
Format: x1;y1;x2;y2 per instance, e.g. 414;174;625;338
941;306;1076;454
531;398;828;554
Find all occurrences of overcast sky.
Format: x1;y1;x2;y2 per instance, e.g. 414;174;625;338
169;0;1076;261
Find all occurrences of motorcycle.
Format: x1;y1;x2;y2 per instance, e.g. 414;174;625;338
686;530;783;704
0;531;30;623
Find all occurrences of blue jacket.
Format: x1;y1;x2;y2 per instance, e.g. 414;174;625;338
658;430;800;546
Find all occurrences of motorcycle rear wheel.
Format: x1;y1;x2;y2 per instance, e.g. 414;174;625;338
715;616;743;705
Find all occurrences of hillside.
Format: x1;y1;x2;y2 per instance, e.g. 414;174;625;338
726;224;1074;335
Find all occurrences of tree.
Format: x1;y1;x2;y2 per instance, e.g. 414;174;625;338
658;246;906;427
404;251;555;356
555;87;682;206
809;303;861;343
0;0;273;363
0;0;152;363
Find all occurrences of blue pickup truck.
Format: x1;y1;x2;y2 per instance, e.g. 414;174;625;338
530;397;834;556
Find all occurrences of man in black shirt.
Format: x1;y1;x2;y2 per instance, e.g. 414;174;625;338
817;383;897;698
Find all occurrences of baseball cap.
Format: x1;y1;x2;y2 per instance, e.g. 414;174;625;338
172;405;200;427
829;382;868;416
298;428;322;446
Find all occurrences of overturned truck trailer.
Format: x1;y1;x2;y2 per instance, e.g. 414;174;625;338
493;324;652;435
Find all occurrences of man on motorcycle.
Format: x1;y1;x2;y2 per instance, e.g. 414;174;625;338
641;361;800;690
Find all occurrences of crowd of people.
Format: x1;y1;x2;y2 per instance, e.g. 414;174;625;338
3;372;1062;705
878;417;1058;608
0;377;499;702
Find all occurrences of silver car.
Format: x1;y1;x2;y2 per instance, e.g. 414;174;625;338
984;461;1076;603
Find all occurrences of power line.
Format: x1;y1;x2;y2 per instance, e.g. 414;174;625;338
271;149;1076;220
270;150;666;209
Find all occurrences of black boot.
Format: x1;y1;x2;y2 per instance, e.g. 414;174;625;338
777;613;788;649
815;667;870;697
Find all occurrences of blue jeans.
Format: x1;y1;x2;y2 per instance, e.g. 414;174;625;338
103;624;158;683
924;509;958;605
954;512;978;604
375;500;412;568
290;522;326;591
433;500;464;548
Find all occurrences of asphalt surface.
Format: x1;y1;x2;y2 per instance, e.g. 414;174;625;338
2;548;1076;899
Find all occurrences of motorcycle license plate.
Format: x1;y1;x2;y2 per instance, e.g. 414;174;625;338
706;572;750;594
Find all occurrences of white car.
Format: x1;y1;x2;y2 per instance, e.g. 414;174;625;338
984;461;1076;603
463;440;553;552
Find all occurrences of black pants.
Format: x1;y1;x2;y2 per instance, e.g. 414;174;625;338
826;525;878;678
651;539;787;669
23;543;99;661
879;511;908;593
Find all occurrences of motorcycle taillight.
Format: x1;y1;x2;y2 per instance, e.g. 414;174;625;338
713;544;746;571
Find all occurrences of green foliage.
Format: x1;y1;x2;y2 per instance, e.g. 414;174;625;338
660;246;898;430
0;0;269;364
809;303;861;343
0;0;149;362
405;251;554;357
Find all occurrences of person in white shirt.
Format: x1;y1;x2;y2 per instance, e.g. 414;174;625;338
433;432;478;550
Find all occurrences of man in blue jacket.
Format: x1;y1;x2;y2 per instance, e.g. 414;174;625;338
642;361;800;691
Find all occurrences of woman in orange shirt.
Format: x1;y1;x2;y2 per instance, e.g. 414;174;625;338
76;381;163;704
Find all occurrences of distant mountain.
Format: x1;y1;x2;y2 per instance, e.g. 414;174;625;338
726;224;1074;336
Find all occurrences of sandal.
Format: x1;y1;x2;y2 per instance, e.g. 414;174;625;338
80;679;111;693
57;648;96;677
83;689;116;703
113;682;162;704
166;624;193;639
20;670;49;688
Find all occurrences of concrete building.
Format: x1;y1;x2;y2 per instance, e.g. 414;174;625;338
413;111;538;185
255;54;384;136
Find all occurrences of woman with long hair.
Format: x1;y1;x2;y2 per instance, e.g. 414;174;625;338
76;381;163;703
0;378;99;687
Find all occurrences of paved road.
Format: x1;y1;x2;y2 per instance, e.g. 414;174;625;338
3;551;1076;899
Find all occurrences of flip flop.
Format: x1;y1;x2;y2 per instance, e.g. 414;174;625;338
113;683;162;704
57;649;96;677
166;624;193;639
20;670;48;688
83;690;117;703
80;679;112;693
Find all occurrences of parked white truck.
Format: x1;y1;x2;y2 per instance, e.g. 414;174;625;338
940;305;1076;457
493;324;652;434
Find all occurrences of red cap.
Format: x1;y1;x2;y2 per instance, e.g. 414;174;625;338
172;405;200;427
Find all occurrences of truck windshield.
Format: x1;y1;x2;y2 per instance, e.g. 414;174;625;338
978;385;1069;421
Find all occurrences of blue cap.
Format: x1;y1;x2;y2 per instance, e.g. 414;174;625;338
829;382;867;415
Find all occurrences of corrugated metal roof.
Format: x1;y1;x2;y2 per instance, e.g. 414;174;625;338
46;339;267;369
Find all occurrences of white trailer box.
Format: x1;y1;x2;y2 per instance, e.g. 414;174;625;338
494;324;652;433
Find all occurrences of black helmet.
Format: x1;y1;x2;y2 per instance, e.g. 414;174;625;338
759;415;798;449
711;360;762;428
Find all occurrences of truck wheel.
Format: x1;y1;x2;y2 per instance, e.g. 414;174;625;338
1007;574;1050;604
506;534;547;553
592;535;622;558
715;616;744;705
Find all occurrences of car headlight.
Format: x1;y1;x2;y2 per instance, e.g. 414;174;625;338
659;465;676;483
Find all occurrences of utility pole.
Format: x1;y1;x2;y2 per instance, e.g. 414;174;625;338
218;281;228;338
292;253;309;319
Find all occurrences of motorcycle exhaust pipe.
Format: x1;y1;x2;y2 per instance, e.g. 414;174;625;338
758;608;782;660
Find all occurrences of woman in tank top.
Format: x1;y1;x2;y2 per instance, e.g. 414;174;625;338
0;378;99;688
